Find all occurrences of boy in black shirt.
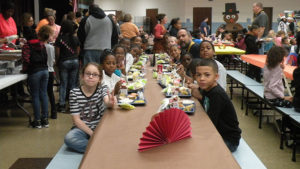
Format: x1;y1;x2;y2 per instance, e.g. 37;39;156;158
194;58;241;152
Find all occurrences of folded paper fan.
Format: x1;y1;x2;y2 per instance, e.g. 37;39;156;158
138;108;192;152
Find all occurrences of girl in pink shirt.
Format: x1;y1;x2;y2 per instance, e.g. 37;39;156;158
263;46;292;107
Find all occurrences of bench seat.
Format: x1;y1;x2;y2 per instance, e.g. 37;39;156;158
233;138;267;169
46;144;83;169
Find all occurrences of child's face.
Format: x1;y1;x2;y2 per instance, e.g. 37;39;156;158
252;29;259;36
115;47;125;61
181;54;192;68
121;40;130;51
130;47;140;59
195;66;219;91
134;37;142;46
224;33;232;40
200;42;214;59
103;55;117;76
169;46;181;60
291;39;297;45
283;39;289;45
82;65;101;87
168;37;177;46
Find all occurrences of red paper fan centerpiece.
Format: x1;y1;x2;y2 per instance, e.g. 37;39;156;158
138;108;192;152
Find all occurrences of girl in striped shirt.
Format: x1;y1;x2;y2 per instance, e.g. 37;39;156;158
64;62;116;153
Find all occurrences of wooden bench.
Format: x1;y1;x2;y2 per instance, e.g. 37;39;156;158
46;144;83;169
233;138;266;169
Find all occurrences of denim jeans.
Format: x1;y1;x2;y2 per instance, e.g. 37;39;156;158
28;70;49;121
47;72;56;113
59;59;79;106
83;50;102;65
224;139;239;152
64;127;90;153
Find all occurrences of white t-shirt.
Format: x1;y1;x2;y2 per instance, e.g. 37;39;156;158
102;70;121;93
126;53;134;73
45;43;55;72
215;60;227;91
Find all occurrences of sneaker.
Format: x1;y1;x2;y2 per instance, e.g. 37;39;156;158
57;105;66;113
31;120;42;129
41;118;49;128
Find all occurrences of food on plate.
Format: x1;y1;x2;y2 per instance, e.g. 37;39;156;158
128;93;137;100
119;103;135;110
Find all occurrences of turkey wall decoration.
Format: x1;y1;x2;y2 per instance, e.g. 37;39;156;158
223;3;243;33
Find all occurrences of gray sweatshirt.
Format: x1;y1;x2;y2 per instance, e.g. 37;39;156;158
84;16;112;50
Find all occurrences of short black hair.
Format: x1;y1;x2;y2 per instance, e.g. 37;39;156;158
119;38;130;44
130;44;141;50
1;1;14;12
195;58;218;74
100;49;114;64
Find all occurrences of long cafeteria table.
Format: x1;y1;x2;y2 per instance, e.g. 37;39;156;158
241;54;296;80
78;64;241;169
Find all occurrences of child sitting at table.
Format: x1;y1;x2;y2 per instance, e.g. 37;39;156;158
169;44;181;64
113;44;127;76
119;38;134;73
199;40;227;91
100;49;122;94
177;52;193;82
245;25;261;82
64;62;116;153
194;58;241;152
130;36;142;47
130;44;141;63
264;46;292;107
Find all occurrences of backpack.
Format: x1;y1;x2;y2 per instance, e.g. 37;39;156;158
22;40;47;73
286;53;298;66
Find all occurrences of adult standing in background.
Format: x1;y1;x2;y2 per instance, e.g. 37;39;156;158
252;2;268;55
108;14;120;36
287;17;295;35
18;13;36;41
153;13;168;53
277;16;288;35
252;2;268;39
199;17;210;37
120;13;139;39
36;8;55;33
77;4;118;65
168;18;182;37
0;1;17;44
47;12;61;43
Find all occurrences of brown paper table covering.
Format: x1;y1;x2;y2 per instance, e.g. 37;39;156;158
79;64;241;169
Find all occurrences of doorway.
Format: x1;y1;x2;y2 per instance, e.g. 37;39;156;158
193;7;212;34
146;8;158;34
263;7;273;31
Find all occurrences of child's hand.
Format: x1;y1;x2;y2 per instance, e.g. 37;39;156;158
176;64;185;78
187;83;199;89
107;89;116;108
114;80;122;95
284;96;293;102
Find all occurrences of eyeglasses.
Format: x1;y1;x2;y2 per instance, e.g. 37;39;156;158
84;72;100;78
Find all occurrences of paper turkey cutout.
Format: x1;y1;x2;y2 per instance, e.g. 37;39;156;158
138;108;192;152
223;3;243;33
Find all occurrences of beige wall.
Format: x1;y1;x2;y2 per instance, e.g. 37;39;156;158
94;0;300;22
